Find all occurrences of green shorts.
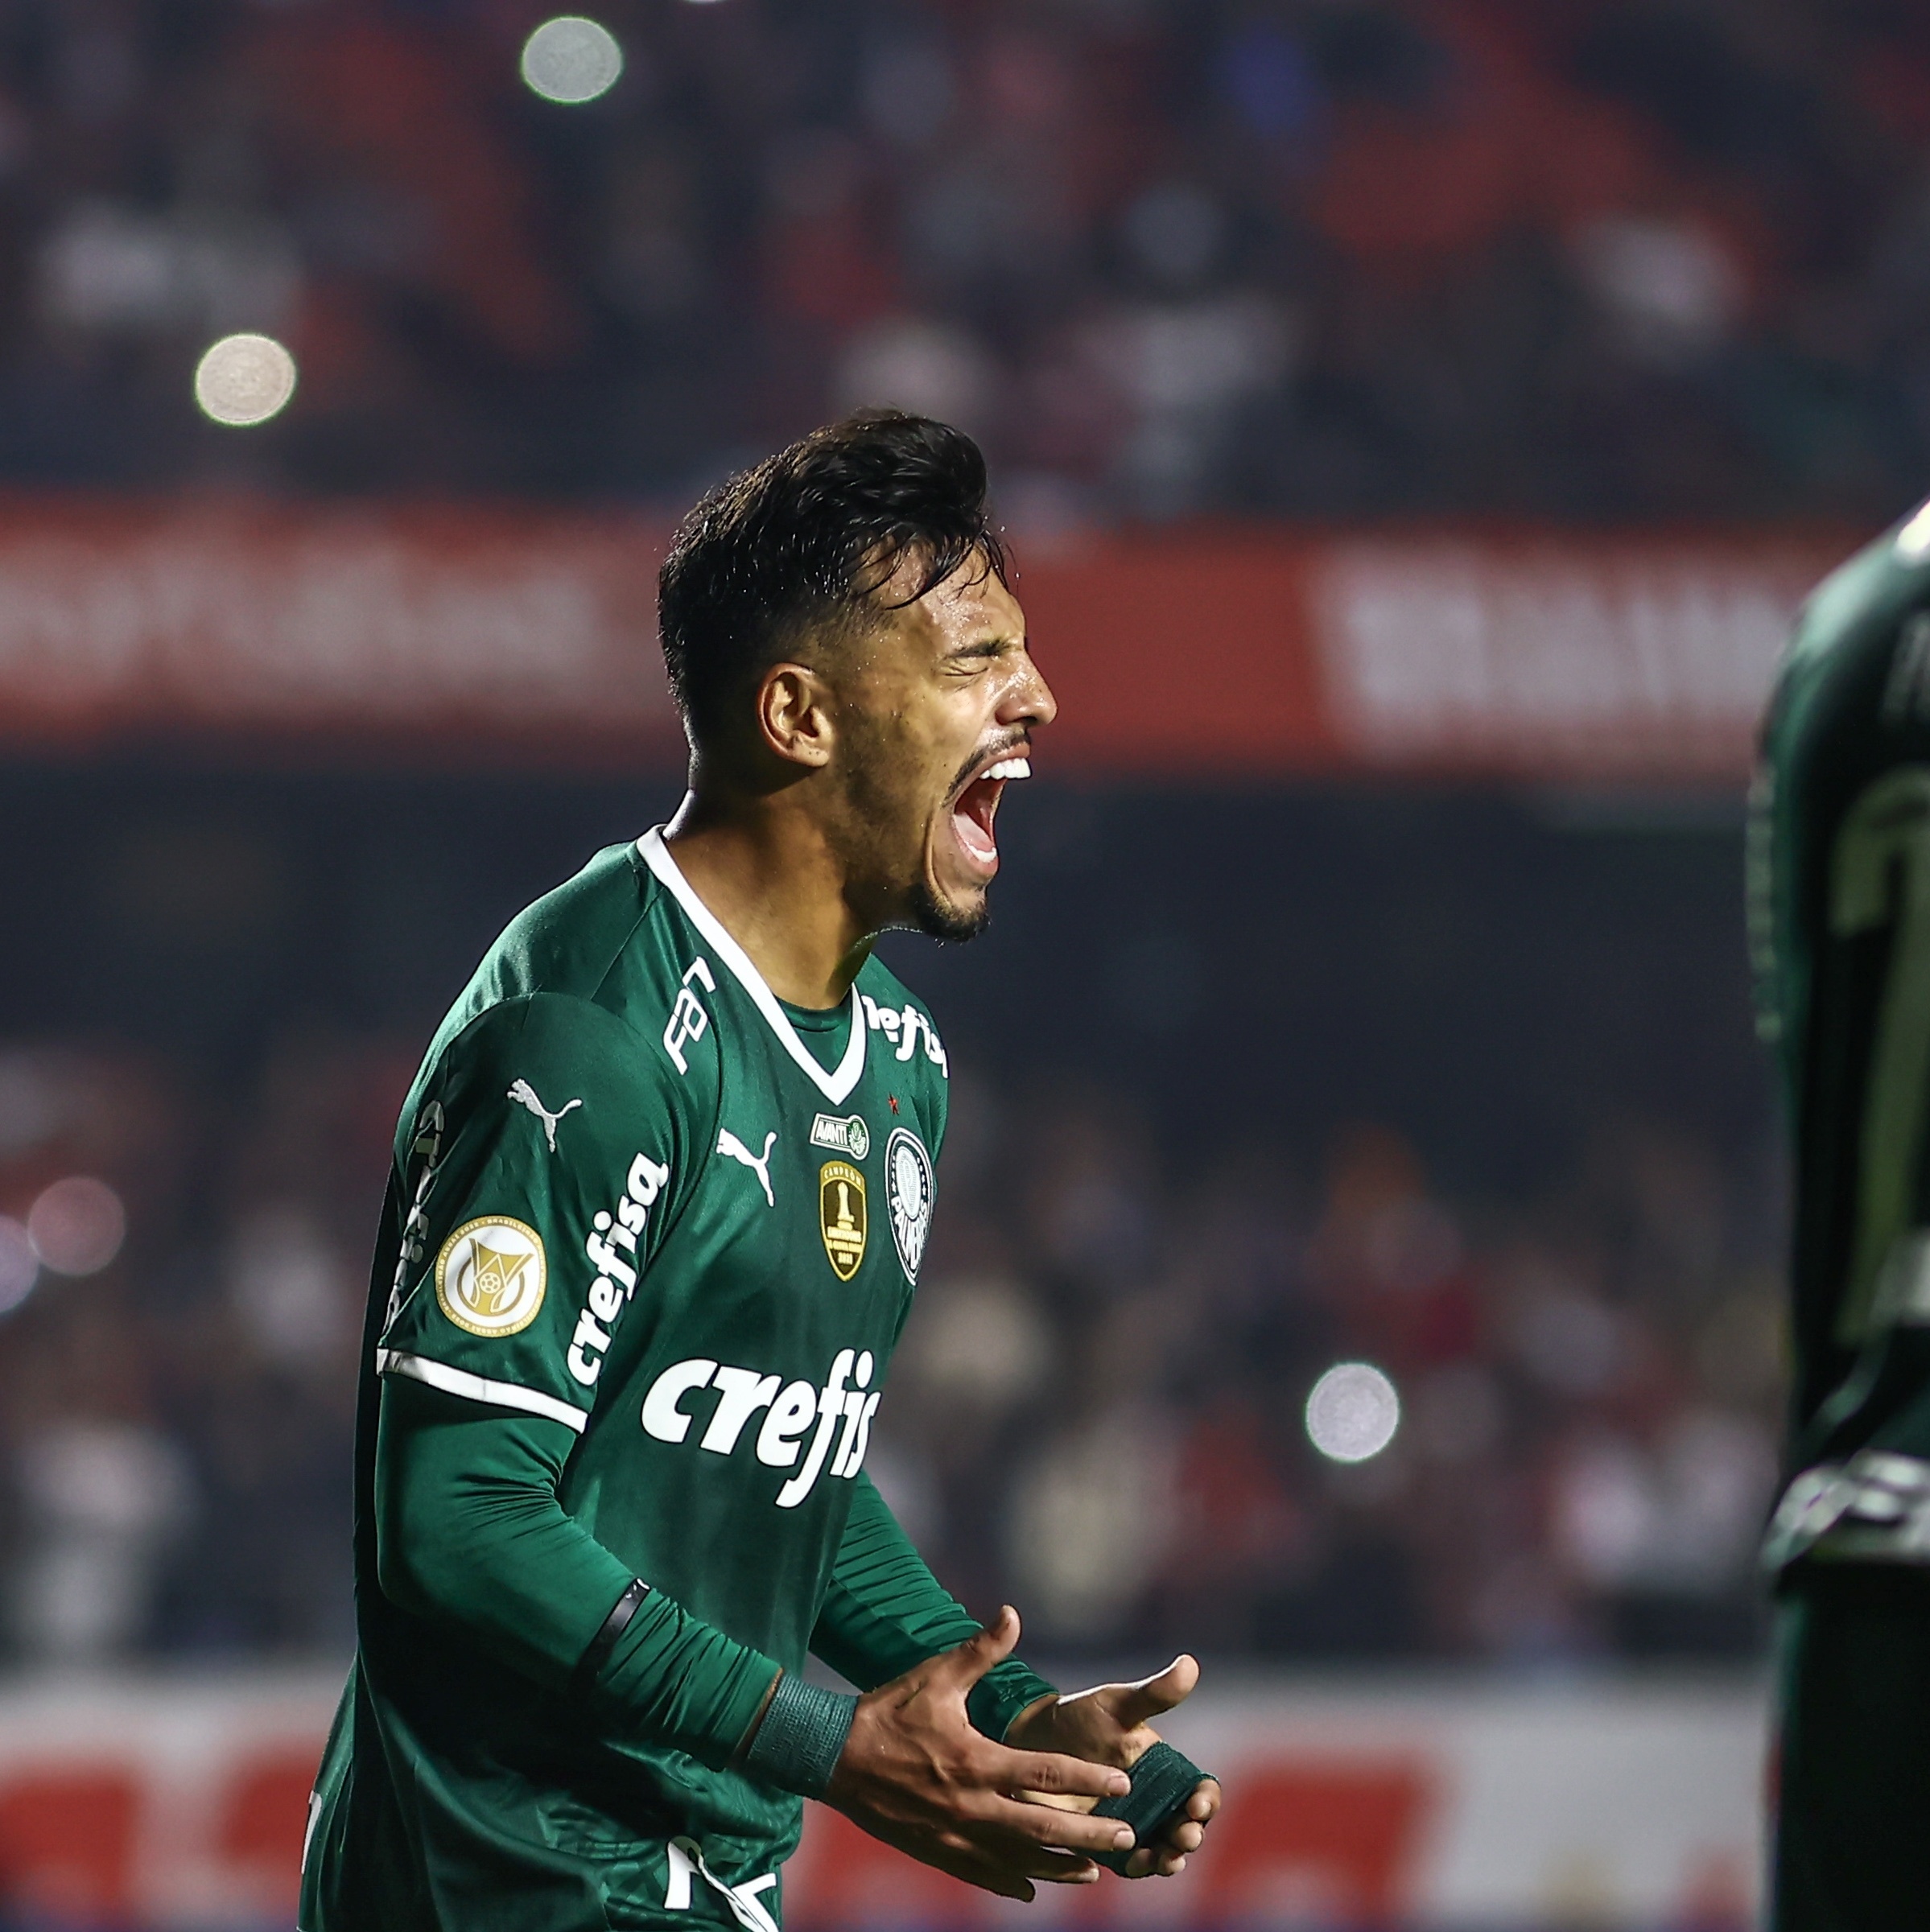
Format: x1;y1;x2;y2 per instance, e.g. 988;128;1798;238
299;1674;766;1932
1773;1567;1930;1931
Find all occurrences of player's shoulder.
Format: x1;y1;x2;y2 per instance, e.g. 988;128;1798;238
1781;511;1930;709
1766;505;1930;777
416;840;724;1118
1798;517;1925;650
480;837;706;1015
440;988;641;1087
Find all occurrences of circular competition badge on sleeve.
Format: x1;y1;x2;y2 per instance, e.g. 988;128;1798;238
885;1129;933;1283
435;1216;547;1337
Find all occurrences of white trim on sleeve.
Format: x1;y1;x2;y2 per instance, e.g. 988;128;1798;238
637;826;868;1106
376;1349;590;1434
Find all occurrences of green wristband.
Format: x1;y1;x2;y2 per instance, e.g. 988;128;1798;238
1090;1741;1212;1877
741;1673;859;1799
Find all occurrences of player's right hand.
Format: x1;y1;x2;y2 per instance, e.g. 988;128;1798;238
823;1605;1138;1900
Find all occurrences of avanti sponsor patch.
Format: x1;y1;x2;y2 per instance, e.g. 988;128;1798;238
436;1216;546;1337
810;1112;870;1160
819;1160;867;1281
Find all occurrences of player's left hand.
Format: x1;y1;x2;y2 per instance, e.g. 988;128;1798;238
1002;1656;1221;1878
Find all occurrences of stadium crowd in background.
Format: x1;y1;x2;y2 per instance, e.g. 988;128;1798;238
0;0;1817;1688
0;0;1928;521
0;1036;1784;1669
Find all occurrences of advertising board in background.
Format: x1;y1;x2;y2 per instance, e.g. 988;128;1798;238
0;1670;1766;1929
0;500;1845;786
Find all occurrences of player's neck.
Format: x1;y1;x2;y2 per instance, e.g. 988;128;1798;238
662;791;873;1011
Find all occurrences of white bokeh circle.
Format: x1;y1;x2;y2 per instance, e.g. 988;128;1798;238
521;18;623;103
194;333;297;426
1305;1361;1401;1464
27;1177;126;1278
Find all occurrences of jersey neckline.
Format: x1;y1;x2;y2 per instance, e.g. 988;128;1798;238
777;994;853;1041
636;827;869;1104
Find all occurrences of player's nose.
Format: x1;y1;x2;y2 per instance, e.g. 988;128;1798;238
1000;648;1057;731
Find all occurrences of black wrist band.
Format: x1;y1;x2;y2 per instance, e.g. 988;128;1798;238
1090;1741;1212;1877
573;1578;650;1691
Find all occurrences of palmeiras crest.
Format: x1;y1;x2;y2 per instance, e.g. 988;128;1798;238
885;1128;933;1284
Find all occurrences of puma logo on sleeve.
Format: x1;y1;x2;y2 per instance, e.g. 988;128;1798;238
508;1079;583;1153
716;1128;777;1207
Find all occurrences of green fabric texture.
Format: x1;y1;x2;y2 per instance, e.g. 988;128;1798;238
302;833;1055;1932
1091;1741;1212;1876
1773;1572;1930;1927
376;1378;781;1762
1755;517;1930;1576
740;1675;859;1798
814;1472;1058;1740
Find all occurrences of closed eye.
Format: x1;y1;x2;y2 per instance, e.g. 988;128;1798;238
944;636;1020;672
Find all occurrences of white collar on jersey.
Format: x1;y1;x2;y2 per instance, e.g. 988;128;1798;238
636;826;869;1106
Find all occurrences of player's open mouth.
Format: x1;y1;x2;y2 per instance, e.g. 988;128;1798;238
948;756;1032;875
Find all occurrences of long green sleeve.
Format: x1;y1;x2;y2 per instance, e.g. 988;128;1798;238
375;1378;779;1769
810;1471;1057;1740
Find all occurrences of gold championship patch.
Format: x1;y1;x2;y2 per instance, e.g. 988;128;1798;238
819;1160;867;1281
435;1216;547;1337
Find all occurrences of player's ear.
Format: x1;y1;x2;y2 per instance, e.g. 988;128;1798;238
757;662;836;771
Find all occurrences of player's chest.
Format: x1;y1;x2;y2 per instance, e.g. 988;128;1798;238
584;1051;934;1513
678;1044;934;1333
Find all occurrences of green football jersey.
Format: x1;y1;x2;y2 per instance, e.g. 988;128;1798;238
305;829;954;1928
1756;506;1930;1572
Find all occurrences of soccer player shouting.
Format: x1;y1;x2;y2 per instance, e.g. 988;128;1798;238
300;414;1219;1930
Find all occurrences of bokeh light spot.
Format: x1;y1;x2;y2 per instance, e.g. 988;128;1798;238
521;18;623;103
28;1177;126;1278
194;333;296;426
1305;1361;1401;1464
0;1217;37;1313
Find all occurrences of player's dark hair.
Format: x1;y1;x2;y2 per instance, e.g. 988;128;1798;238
658;410;1008;751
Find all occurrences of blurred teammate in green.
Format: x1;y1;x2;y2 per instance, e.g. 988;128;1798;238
299;413;1219;1931
1756;500;1930;1927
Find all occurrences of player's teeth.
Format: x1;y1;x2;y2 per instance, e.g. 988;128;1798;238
983;758;1032;781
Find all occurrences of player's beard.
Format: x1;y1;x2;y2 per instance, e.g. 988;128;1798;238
908;873;989;943
834;711;993;942
909;753;996;942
